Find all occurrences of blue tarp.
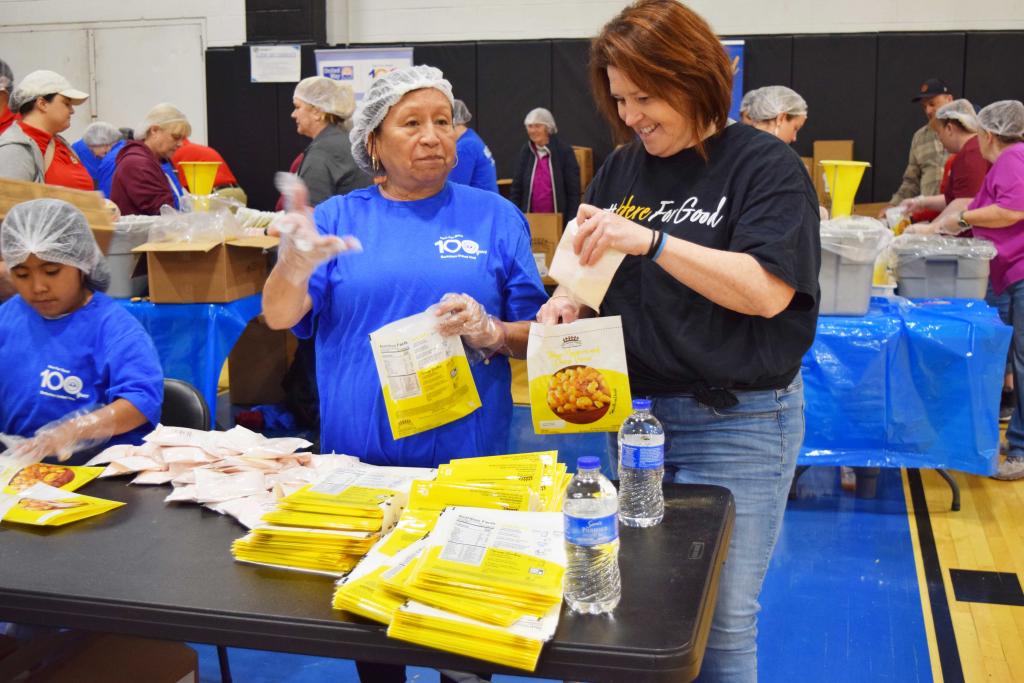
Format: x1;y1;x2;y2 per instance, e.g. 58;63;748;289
801;296;1011;475
119;294;262;414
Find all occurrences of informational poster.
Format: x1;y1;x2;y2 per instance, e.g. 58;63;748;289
722;40;745;121
314;47;414;101
250;45;301;83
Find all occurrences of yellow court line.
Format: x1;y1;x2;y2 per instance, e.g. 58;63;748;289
902;467;945;683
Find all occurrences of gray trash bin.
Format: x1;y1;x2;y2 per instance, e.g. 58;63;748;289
106;217;153;298
893;235;996;299
818;216;892;316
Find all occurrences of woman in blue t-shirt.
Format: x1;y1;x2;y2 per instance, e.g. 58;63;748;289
539;2;821;681
0;198;163;465
263;65;546;471
448;99;499;193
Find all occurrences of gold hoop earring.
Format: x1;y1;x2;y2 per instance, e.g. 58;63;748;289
371;153;380;172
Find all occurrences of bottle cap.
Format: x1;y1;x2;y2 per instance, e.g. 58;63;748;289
632;398;652;410
577;456;600;470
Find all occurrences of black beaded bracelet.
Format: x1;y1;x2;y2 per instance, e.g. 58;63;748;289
646;228;660;257
646;230;665;259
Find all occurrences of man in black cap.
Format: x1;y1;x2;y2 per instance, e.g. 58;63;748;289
883;78;954;214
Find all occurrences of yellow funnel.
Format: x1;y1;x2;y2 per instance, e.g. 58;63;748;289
819;160;870;218
179;161;221;196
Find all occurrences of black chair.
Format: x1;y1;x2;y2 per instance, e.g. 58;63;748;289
160;379;231;682
160;379;210;431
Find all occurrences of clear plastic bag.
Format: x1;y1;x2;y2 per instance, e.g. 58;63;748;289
819;216;893;263
891;234;998;261
147;206;244;244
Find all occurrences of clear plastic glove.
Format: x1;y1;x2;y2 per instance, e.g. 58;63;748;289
536;294;582;325
270;172;362;283
10;408;114;464
904;222;939;235
899;196;925;214
434;292;508;357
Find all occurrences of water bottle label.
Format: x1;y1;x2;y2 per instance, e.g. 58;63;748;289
621;444;664;469
564;513;619;546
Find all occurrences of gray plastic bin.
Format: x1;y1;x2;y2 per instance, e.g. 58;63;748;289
892;235;996;300
106;217;153;299
818;217;892;316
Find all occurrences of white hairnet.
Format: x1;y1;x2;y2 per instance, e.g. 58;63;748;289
934;99;978;132
746;86;808;121
349;65;454;175
0;59;12;93
1;199;110;292
978;100;1024;140
134;103;190;141
524;107;557;134
82;121;122;147
294;76;356;120
453;99;472;125
739;88;761;115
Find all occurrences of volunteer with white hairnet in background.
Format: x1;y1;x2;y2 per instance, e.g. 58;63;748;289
72;121;124;196
0;199;163;465
110;103;191;216
448;98;498;193
509;106;581;220
262;65;547;682
938;101;1024;480
744;85;808;144
291;76;371;206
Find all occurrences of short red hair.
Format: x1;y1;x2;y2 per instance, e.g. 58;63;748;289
590;0;733;159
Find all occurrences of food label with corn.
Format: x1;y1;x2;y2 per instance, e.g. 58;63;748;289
526;317;632;434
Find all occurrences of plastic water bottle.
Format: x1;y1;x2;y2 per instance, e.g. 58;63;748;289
562;455;621;614
618;398;665;527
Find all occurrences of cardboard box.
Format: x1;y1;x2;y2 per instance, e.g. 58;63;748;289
510;358;529;405
132;235;277;303
573;146;594;198
812;140;855;206
228;315;298;404
853;201;890;218
0;177;112;232
0;633;196;683
525;212;563;286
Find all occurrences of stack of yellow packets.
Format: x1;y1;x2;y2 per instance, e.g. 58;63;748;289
0;460;121;527
333;451;570;671
231;463;433;575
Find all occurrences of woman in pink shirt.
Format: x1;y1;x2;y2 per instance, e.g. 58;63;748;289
509;107;580;221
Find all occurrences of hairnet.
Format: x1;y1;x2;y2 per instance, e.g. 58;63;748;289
746;86;808;121
294;76;356;120
739;88;760;115
935;99;979;133
82;121;122;147
977;100;1024;140
524;107;557;134
1;199;110;292
134;103;191;141
0;59;12;93
349;65;454;175
453;99;472;125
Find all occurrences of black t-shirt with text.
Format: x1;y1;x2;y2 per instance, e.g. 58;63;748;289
587;122;821;396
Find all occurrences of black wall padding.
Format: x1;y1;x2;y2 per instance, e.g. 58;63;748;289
873;33;966;204
552;39;615;184
741;36;794;92
965;32;1024;109
476;42;552;179
246;0;325;44
414;43;478;118
792;34;877;203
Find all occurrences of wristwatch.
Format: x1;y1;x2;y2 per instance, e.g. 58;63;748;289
957;211;971;230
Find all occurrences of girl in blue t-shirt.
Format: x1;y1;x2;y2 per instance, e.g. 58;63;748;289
0;198;163;464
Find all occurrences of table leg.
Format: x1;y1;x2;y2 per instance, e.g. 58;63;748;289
934;469;961;512
217;644;232;683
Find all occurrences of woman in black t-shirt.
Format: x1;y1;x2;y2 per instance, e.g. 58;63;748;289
538;2;820;680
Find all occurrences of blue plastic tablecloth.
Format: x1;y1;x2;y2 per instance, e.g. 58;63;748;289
800;296;1011;475
119;294;262;414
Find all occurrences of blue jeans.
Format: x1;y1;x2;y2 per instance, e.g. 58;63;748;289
1004;281;1024;456
617;374;804;683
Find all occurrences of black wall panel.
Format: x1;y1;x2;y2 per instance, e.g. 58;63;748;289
873;33;965;204
965;32;1024;107
792;34;877;202
414;43;478;118
741;36;793;91
476;42;552;178
551;39;615;179
246;0;325;44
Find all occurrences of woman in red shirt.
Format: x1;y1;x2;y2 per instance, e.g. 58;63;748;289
0;70;93;191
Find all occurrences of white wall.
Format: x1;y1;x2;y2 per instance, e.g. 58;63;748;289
328;0;1024;44
0;0;246;47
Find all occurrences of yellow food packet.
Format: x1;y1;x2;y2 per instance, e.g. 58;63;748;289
1;462;104;494
0;482;123;526
369;310;482;440
526;317;632;433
